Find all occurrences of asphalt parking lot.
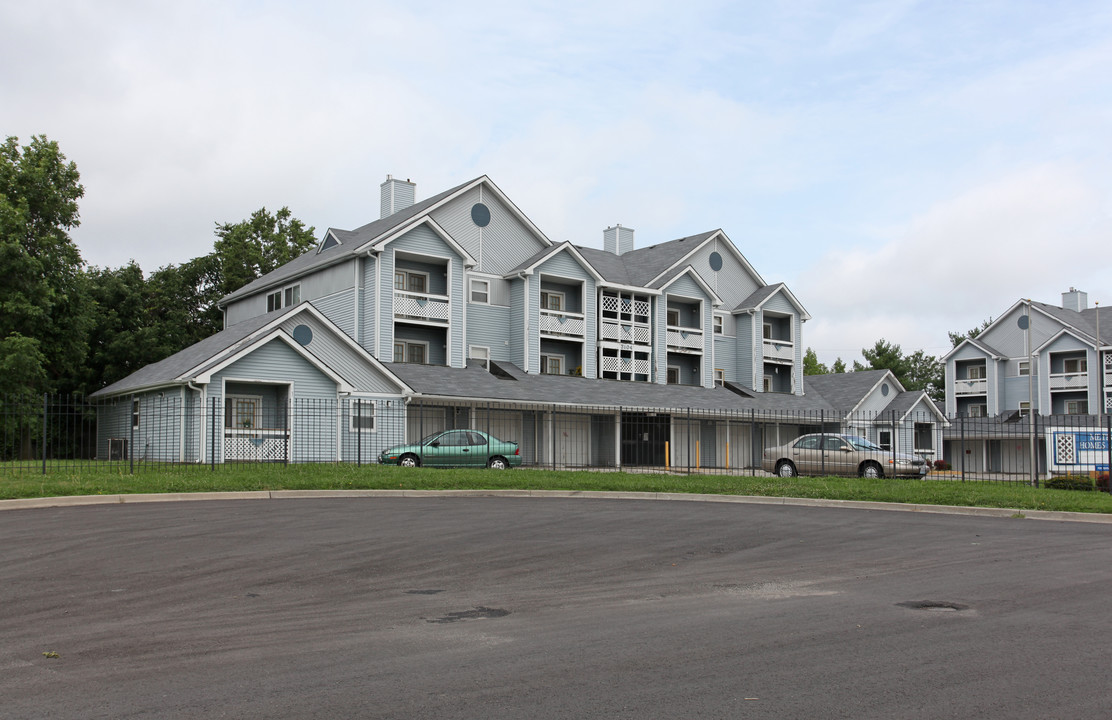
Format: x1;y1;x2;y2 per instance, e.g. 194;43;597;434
2;496;1111;718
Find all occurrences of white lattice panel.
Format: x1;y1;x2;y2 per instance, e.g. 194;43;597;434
540;311;585;337
668;328;703;350
1055;433;1076;464
394;292;449;321
225;437;287;462
634;300;650;316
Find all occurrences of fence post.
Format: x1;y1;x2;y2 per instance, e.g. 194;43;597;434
687;408;692;475
960;414;966;482
553;402;560;469
1106;413;1111;494
1031;412;1039;488
210;396;217;471
129;393;135;475
42;393;48;475
356;399;362;467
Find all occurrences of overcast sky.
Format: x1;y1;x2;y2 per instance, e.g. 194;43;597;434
3;1;1110;366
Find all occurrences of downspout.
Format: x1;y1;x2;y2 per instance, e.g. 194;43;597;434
353;256;360;344
187;381;205;464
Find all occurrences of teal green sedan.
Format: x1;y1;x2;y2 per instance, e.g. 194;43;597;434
378;429;522;469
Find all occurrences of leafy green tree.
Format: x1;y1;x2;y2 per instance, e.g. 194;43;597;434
213;206;316;298
854;339;944;400
831;358;848;373
0;135;90;396
803;347;829;375
949;318;992;348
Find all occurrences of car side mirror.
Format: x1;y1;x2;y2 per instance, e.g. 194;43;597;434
841;447;852;452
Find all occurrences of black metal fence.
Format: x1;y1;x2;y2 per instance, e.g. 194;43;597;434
2;394;1111;488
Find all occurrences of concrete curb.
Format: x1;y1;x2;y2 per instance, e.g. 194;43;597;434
2;489;1110;524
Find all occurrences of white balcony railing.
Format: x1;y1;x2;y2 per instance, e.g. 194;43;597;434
763;339;794;363
667;325;703;352
1049;372;1088;391
953;378;988;396
600;355;651;376
599;320;652;346
540;309;585;339
394;291;450;323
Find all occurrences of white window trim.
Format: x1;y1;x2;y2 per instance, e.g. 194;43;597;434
667;308;680;327
1066;400;1088;415
267;283;301;312
541;353;565;375
1017;360;1030;377
878;429;892;450
469;345;490;370
1019;401;1031;417
395;269;429;294
470;279;490;304
763;323;772;340
1063;358;1087;374
763;374;774;392
132;399;140;429
714;368;725;386
349;399;376;433
667;366;681;384
969;404;987;418
541;290;565;312
713;315;724;335
225;394;264;430
393;339;430;364
967;364;986;380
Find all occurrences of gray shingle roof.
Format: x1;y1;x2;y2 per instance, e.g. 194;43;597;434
802;370;892;412
572;231;719;287
219;177;481;306
89;305;301;398
384;361;835;414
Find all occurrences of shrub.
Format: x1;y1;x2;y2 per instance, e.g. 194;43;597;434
1045;475;1095;492
1098;474;1110;492
933;460;951;471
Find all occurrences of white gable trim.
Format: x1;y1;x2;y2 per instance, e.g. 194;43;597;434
512;242;604;282
180;303;413;394
657;266;723;307
193;330;354;392
644;230;766;290
1033;326;1094;354
845;370;905;415
892;393;949;425
751;282;812;321
363;216;477;267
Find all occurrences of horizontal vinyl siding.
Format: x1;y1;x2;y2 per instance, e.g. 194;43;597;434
467;303;513;362
736;314;753;389
687;238;761;311
430;185;548;275
310;289;356;339
278;313;401;394
714;336;736;384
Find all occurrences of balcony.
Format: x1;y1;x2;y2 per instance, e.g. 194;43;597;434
599;319;652;346
763;339;794;363
1049;372;1088;391
953;378;988;396
540;309;585;340
667;325;703;353
394;290;449;324
600;354;651;377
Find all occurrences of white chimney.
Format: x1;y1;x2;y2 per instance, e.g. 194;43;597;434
380;175;416;219
603;224;635;255
1062;287;1088;312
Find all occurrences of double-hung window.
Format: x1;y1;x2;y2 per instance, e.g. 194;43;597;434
540;290;563;311
394;341;427;364
350;400;376;432
267;284;301;312
470;279;489;304
395;270;427;294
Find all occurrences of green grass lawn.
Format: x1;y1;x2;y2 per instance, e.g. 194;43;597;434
3;463;1112;515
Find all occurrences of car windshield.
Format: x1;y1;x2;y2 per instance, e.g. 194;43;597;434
420;432;445;445
846;436;883;451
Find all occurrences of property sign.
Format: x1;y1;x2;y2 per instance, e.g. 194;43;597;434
1048;427;1111;473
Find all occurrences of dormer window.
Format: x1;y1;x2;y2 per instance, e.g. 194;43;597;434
267;284;300;312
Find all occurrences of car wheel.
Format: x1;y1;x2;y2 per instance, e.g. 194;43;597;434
488;456;508;470
399;453;420;468
861;461;883;479
776;461;797;478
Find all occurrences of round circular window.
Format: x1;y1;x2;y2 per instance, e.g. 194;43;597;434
471;203;491;227
292;324;313;346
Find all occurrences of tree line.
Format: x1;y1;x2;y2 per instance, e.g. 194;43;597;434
1;135;317;398
804;320;991;402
